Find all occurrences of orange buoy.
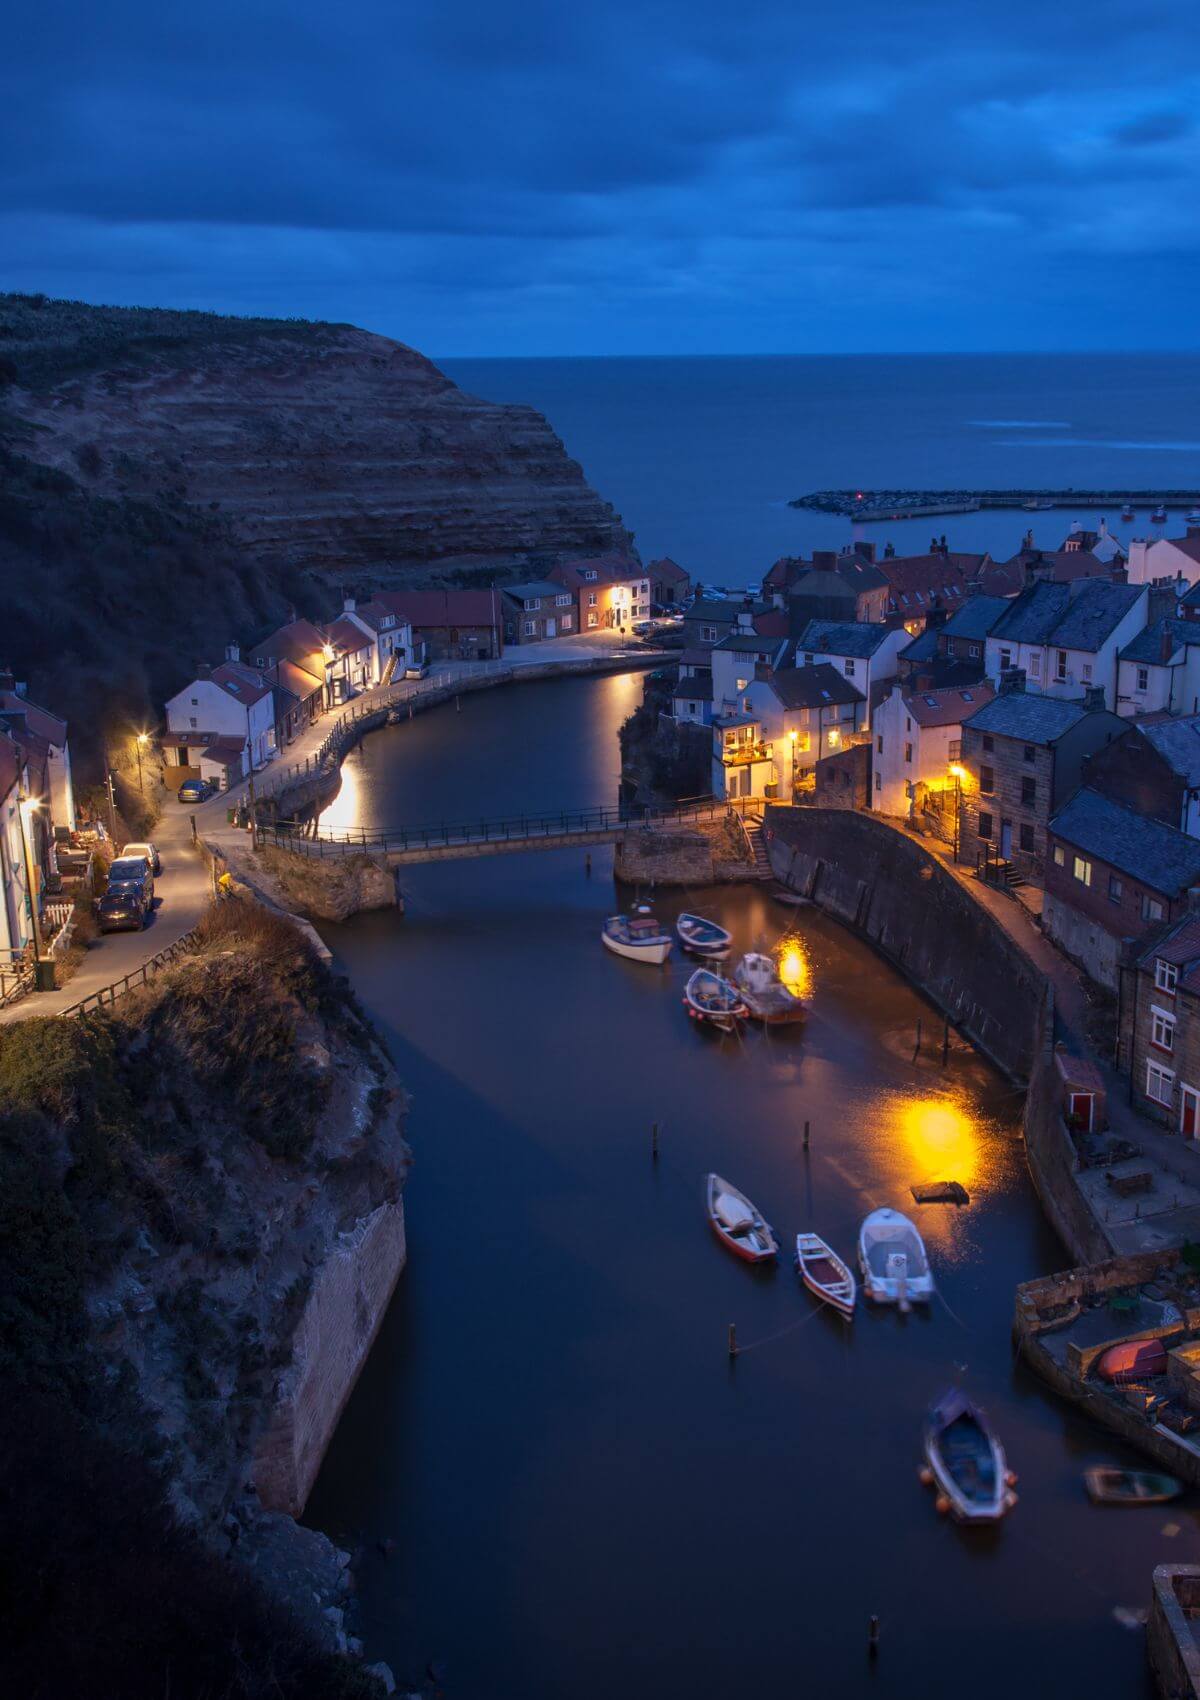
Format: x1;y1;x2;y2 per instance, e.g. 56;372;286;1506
935;1494;951;1516
1005;1471;1018;1487
918;1466;934;1487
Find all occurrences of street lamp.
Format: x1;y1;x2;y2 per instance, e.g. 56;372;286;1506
136;731;149;794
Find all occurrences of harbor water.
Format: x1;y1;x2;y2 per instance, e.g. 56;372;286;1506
305;671;1175;1698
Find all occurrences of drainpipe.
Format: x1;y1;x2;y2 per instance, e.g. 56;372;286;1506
1128;961;1139;1107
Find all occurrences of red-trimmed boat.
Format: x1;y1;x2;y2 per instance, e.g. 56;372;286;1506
683;967;748;1032
706;1174;777;1263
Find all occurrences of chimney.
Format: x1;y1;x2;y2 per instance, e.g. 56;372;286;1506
197;662;211;680
857;541;877;564
1162;625;1177;663
999;666;1026;696
343;595;357;614
812;550;837;572
1083;685;1107;712
884;541;895;558
224;641;240;663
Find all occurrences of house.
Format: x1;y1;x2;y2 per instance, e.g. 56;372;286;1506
548;558;650;633
1127;527;1200;589
1059;519;1127;564
812;740;872;810
262;657;324;745
984;579;1149;711
341;598;415;684
958;678;1126;881
708;631;789;717
936;596;1012;670
739;664;867;799
0;732;34;965
0;676;76;830
250;618;332;714
499;581;577;644
322;616;378;702
871;681;995;817
648;557;691;607
1121;909;1200;1134
793;619;910;728
683;596;746;649
1044;790;1200;989
163;652;277;790
874;553;972;632
772;551;887;625
1084;716;1200;838
1116;618;1200;718
375;589;503;661
672;670;714;725
710;710;776;802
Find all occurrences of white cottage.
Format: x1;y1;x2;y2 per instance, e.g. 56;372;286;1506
871;680;995;816
985;579;1149;711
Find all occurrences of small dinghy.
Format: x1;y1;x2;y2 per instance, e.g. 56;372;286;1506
922;1387;1015;1524
733;952;807;1025
1152;504;1168;525
858;1207;934;1307
795;1232;856;1318
601;912;672;964
683;967;748;1031
676;912;732;958
706;1174;777;1263
1084;1467;1182;1506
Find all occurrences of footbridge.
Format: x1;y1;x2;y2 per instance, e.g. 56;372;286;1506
256;798;751;866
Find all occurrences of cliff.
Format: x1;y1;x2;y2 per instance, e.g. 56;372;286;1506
0;291;631;756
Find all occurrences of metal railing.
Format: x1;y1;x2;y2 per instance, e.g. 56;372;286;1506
258;795;734;858
57;924;205;1019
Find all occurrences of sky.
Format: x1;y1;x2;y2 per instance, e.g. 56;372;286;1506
3;0;1199;355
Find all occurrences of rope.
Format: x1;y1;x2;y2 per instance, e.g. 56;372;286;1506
733;1302;827;1355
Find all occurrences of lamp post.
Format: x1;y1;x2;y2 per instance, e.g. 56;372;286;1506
135;731;149;794
948;764;965;862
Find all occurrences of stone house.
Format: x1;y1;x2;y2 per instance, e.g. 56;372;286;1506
376;588;503;660
984;579;1149;711
1120;909;1200;1135
250;618;330;715
1083;715;1200;839
812;739;872;810
499;580;577;643
958;678;1126;881
549;558;650;633
1043;789;1200;990
871;679;994;817
648;556;691;606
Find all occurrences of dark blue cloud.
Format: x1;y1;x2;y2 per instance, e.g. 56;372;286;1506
1;0;1198;352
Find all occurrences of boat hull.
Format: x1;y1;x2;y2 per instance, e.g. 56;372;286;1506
676;913;733;958
923;1390;1013;1523
707;1174;778;1263
601;930;671;965
858;1208;934;1304
1084;1467;1182;1505
795;1234;856;1318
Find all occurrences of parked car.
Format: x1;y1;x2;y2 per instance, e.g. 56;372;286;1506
633;620;654;635
107;857;154;910
97;891;145;933
122;839;162;875
405;660;429;680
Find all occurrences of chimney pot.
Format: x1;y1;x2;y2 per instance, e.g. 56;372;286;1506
224;641;240;663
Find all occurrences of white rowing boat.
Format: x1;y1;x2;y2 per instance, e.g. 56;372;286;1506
795;1232;856;1318
706;1174;777;1263
676;912;732;958
601;913;672;964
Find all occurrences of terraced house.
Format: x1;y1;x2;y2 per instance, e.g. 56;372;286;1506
1121;909;1200;1136
984;578;1148;711
499;580;576;643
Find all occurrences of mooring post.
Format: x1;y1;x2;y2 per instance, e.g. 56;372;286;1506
868;1616;880;1658
803;1119;810;1151
585;852;592;877
652;1121;659;1161
728;1323;738;1358
913;1017;922;1060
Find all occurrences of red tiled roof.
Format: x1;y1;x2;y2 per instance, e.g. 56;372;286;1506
648;556;689;582
0;691;67;746
270;658;323;700
211;661;273;706
904;681;995;728
326;617;374;655
376;589;502;628
752;609;790;638
877;555;969;605
550;557;644;591
253;619;327;671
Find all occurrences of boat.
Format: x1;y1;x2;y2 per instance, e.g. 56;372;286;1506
683;967;748;1031
706;1174;777;1263
1187;509;1200;525
676;911;732;958
1084;1467;1182;1506
1096;1338;1168;1384
1121;504;1136;522
857;1207;934;1307
733;952;807;1024
922;1387;1015;1523
601;913;672;964
795;1232;856;1318
1021;498;1055;511
1152;505;1168;525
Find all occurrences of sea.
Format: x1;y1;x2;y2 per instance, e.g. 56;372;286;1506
441;352;1200;580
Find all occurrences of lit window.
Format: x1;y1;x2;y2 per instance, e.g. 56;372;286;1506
1053;844;1065;868
1072;856;1091;886
1146;1061;1175;1106
1152;1007;1176;1052
828;728;840;748
1156;959;1180;995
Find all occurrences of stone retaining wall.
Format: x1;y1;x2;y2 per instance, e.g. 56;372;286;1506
1149;1567;1200;1699
1020;989;1116;1265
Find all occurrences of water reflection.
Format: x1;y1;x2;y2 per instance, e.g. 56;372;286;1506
318;747;363;836
774;933;812;999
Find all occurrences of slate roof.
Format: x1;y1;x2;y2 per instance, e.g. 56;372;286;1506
0;691;67;747
326;618;374;655
210;661;273;706
940;595;1012;641
501;580;563;601
1120;617;1199;665
877;555;969;606
713;632;786;654
1050;789;1200;896
796;619;896;659
990;581;1071;645
377;589;501;628
1137;716;1200;787
962;691;1091;745
1044;580;1143;651
905;681;995;728
1178;580;1200;612
684;597;740;624
898;628;940;663
672;669;713;701
550;556;643;590
767;663;865;711
1136;914;1200;992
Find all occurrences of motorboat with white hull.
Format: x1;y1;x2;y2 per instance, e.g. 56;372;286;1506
858;1207;934;1307
676;912;732;958
733;952;807;1024
683;968;748;1031
601;913;672;965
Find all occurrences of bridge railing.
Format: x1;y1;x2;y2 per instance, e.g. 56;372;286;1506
257;796;732;857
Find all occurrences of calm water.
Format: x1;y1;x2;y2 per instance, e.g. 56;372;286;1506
442;353;1200;581
305;673;1181;1698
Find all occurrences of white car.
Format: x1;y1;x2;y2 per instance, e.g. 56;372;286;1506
122;839;162;875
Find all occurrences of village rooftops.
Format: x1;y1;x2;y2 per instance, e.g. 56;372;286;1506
647;556;689;583
796;619;897;659
939;594;1012;641
325;617;375;655
989;581;1071;645
1043;579;1143;651
712;631;788;655
767;663;865;710
1120;617;1200;665
904;681;995;727
267;657;323;699
550;556;643;589
210;661;273;705
251;618;327;670
1050;788;1200;898
672;669;713;701
1136;716;1200;787
684;595;742;622
376;588;500;626
0;690;67;746
898;628;940;663
876;554;969;605
963;691;1094;745
502;580;564;601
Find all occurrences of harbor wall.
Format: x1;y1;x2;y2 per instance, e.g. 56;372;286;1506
1148;1567;1200;1700
1020;990;1115;1265
763;806;1043;1081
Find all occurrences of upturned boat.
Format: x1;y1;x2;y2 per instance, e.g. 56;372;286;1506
601;913;672;964
683;967;748;1031
706;1174;777;1263
676;911;732;958
1084;1467;1181;1505
795;1232;856;1318
733;952;807;1024
922;1387;1015;1524
858;1207;934;1307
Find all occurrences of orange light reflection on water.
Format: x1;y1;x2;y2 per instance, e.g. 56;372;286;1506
896;1095;984;1191
775;934;812;999
317;751;363;837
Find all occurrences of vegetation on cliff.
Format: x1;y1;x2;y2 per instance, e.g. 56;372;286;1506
0;901;405;1697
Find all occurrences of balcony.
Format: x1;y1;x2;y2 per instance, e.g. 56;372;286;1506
720;739;773;766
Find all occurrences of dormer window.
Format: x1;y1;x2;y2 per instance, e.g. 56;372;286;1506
381;614;395;629
1156;959;1179;996
583;569;598;582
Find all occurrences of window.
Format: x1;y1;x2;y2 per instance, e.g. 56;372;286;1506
1056;650;1068;681
948;739;961;760
1023;745;1036;763
1053;845;1065;867
845;659;857;677
523;620;536;637
1157;959;1180;995
190;696;198;706
968;643;980;659
1152;1007;1176;1052
587;612;598;628
904;742;913;763
876;735;883;754
1137;666;1150;692
804;653;814;666
1019;823;1035;852
556;594;572;607
978;811;993;840
583;568;598;582
189;716;197;729
980;766;995;794
999;649;1011;670
1029;652;1042;679
561;615;573;630
523;598;540;612
1109;875;1123;904
1072;856;1092;886
1081;662;1093;682
982;734;994;752
588;592;598;607
1146;1060;1175;1106
875;773;882;792
702;625;717;642
1021;776;1036;806
1143;895;1165;922
381;614;395;629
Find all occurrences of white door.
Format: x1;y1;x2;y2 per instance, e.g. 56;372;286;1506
546;618;556;638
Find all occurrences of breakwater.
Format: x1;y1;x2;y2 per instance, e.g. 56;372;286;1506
790;488;1200;520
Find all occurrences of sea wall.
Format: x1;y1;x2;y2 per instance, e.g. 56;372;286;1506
764;806;1043;1081
613;814;760;887
1020;989;1115;1265
1149;1567;1200;1699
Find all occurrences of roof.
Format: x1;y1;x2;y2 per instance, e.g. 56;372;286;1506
326;618;375;655
713;632;786;655
1136;914;1200;991
196;739;248;769
767;663;865;711
940;595;1012;641
752;609;790;638
876;554;969;607
0;691;67;747
1154;533;1200;566
990;581;1071;645
796;619;896;660
253;618;327;670
0;731;23;801
963;690;1092;744
684;597;740;624
376;589;501;628
1042;580;1143;652
831;557;889;593
648;557;689;583
904;681;995;728
1120;617;1199;665
1137;716;1200;786
344;599;403;633
210;661;273;707
679;648;712;670
898;628;940;663
501;580;563;601
550;556;643;591
1050;789;1200;896
672;669;713;701
270;658;323;700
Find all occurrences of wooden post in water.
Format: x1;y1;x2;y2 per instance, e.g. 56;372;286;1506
651;1122;659;1161
803;1119;810;1151
728;1323;738;1358
913;1018;922;1061
868;1616;880;1658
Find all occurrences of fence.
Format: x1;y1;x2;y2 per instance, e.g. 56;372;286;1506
57;924;205;1019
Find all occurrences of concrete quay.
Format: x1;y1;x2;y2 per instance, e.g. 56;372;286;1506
790;487;1200;519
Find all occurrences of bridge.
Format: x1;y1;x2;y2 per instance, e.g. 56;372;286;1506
255;798;757;866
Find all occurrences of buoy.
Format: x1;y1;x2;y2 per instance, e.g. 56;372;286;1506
1007;1490;1019;1508
918;1466;934;1487
1005;1471;1018;1487
935;1494;951;1516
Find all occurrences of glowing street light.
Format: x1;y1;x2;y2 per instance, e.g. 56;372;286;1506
135;730;150;794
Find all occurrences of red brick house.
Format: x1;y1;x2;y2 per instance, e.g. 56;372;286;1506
549;558;650;633
648;557;691;607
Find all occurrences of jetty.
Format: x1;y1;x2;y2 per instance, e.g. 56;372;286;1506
790;488;1200;521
